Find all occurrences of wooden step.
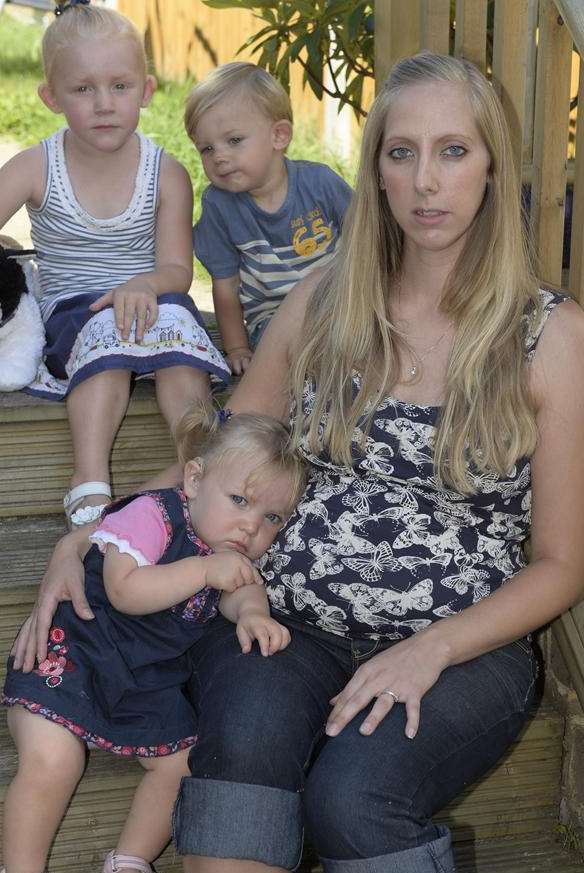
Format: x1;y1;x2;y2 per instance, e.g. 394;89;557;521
0;516;69;687
454;833;584;871
0;680;577;871
300;832;584;872
0;384;176;518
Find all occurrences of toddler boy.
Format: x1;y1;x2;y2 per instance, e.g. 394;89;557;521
185;62;353;374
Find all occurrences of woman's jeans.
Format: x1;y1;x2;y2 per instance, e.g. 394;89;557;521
173;616;537;872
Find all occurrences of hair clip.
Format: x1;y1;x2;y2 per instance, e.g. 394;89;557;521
216;408;233;426
55;0;90;16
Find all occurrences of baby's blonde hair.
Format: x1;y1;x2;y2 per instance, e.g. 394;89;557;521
43;3;147;84
185;61;293;142
175;402;307;512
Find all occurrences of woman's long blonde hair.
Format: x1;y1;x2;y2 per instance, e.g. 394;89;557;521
291;52;540;493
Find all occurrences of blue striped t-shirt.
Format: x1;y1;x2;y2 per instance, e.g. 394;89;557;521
193;158;352;336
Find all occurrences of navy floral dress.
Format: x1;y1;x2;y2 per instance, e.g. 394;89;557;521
2;489;219;757
259;289;567;640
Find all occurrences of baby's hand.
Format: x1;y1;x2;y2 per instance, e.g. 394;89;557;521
236;613;291;656
89;278;158;342
203;551;262;593
226;346;253;376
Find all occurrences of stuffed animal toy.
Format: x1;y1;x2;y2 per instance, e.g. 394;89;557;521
0;239;45;391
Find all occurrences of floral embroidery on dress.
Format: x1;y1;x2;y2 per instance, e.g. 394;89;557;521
34;627;76;687
175;489;220;623
0;693;197;757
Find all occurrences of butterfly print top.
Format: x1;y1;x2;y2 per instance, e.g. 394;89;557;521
259;289;567;640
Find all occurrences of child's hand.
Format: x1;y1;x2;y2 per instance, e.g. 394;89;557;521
226;346;253;376
203;551;262;592
236;613;291;656
89;278;159;342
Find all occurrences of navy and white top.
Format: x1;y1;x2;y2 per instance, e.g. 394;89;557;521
28;129;162;321
259;289;567;641
194;158;353;337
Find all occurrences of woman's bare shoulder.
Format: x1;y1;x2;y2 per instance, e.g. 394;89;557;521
530;297;584;406
228;269;325;418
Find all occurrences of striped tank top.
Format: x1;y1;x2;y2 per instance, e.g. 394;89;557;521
27;129;163;320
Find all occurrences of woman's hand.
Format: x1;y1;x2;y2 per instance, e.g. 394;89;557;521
89;278;158;343
236;613;291;656
11;531;94;672
326;629;450;740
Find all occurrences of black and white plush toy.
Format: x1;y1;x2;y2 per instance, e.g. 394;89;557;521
0;243;45;391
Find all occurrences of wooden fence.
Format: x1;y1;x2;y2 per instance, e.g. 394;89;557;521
116;0;349;135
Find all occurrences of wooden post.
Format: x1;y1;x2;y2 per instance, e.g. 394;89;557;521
569;60;584;302
145;0;164;79
454;0;488;73
531;0;572;286
374;0;421;90
521;0;540;173
420;0;450;55
555;0;584;57
492;0;530;184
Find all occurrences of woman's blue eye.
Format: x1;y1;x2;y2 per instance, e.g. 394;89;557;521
389;146;413;161
443;145;466;157
231;494;246;506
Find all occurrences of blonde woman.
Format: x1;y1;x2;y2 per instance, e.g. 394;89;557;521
13;53;584;873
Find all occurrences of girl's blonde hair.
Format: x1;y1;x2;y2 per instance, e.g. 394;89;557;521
291;51;540;494
185;61;293;142
175;402;307;511
43;3;147;84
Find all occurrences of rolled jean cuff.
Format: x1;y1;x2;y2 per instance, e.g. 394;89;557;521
173;776;304;869
320;826;454;873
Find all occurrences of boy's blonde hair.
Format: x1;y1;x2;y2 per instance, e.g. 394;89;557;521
43;3;147;84
185;61;293;142
175;402;307;512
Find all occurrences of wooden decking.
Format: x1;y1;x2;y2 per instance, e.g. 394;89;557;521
0;383;176;518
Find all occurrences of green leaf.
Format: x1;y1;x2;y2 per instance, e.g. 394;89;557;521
204;0;281;9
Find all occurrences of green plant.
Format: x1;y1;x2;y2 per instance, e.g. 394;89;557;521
203;0;373;118
0;13;59;144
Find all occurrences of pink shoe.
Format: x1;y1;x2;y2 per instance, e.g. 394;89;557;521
102;850;153;872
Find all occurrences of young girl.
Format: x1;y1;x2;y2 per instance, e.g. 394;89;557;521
0;0;230;527
1;404;306;873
